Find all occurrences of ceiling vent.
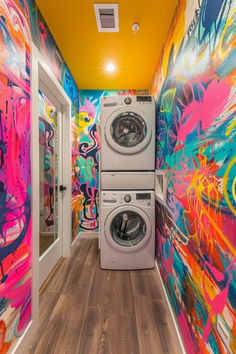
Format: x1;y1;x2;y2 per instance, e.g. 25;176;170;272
94;3;119;32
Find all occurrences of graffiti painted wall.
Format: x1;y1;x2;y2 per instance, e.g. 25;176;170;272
0;0;80;350
0;0;31;350
76;90;141;238
151;0;236;352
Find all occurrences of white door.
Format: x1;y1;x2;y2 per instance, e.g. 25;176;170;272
38;88;64;287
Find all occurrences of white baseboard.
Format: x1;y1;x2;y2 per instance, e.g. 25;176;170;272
12;319;36;354
155;260;186;354
70;233;80;255
78;231;98;239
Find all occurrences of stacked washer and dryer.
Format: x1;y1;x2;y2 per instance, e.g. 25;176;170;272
99;95;155;270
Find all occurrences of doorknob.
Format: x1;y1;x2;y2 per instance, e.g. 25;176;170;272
59;185;67;192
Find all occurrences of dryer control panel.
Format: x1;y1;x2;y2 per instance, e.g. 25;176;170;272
101;95;154;110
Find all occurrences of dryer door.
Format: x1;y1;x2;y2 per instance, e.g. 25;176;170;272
104;205;151;252
105;108;152;154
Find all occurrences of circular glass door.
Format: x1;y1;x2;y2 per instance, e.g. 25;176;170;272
110;210;146;247
105;108;152;155
111;112;146;148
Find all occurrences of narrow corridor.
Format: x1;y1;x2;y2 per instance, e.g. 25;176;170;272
26;235;182;354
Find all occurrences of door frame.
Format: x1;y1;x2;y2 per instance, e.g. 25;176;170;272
13;42;72;353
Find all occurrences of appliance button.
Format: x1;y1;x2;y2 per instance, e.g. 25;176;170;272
124;97;132;105
124;194;131;203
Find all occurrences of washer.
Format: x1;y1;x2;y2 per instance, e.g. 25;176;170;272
100;95;155;171
100;190;155;270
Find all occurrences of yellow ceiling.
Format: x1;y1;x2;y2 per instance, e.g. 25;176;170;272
36;0;178;90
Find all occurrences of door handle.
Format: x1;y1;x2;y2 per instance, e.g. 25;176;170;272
59;185;67;192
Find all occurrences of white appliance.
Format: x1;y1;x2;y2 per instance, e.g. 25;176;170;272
100;95;155;171
101;171;155;190
100;190;155;270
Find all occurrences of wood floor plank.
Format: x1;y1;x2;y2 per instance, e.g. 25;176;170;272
61;295;89;353
133;294;162;354
116;315;140;354
151;300;177;353
76;306;100;354
85;237;99;266
27;294;71;354
130;269;148;296
98;314;118;354
116;271;135;316
143;273;163;300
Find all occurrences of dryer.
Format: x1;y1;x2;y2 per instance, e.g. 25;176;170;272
100;95;155;171
100;190;155;270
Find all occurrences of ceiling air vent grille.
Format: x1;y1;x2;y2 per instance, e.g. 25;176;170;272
94;3;119;32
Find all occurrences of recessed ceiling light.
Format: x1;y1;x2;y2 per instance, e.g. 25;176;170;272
105;62;115;73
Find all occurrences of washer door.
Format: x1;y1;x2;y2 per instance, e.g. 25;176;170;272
105;108;152;154
104;206;151;252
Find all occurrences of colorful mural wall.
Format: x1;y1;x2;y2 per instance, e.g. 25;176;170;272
0;0;31;351
76;90;141;238
0;0;81;350
152;0;236;353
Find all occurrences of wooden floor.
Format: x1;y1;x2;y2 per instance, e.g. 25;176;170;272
26;236;182;354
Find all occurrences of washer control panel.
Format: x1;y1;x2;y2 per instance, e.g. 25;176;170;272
120;192;152;206
135;192;151;206
102;192;118;206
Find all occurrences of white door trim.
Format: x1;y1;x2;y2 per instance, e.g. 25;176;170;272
13;42;72;353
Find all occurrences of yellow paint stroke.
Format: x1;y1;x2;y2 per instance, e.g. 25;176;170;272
219;7;236;59
160;88;176;112
233;177;236;202
223;156;236;217
187;156;225;254
226;118;236;136
191;169;236;257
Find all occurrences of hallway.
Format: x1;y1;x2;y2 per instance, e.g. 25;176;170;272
26;236;182;354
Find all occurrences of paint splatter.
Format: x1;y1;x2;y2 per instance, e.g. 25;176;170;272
152;0;236;352
0;0;31;349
